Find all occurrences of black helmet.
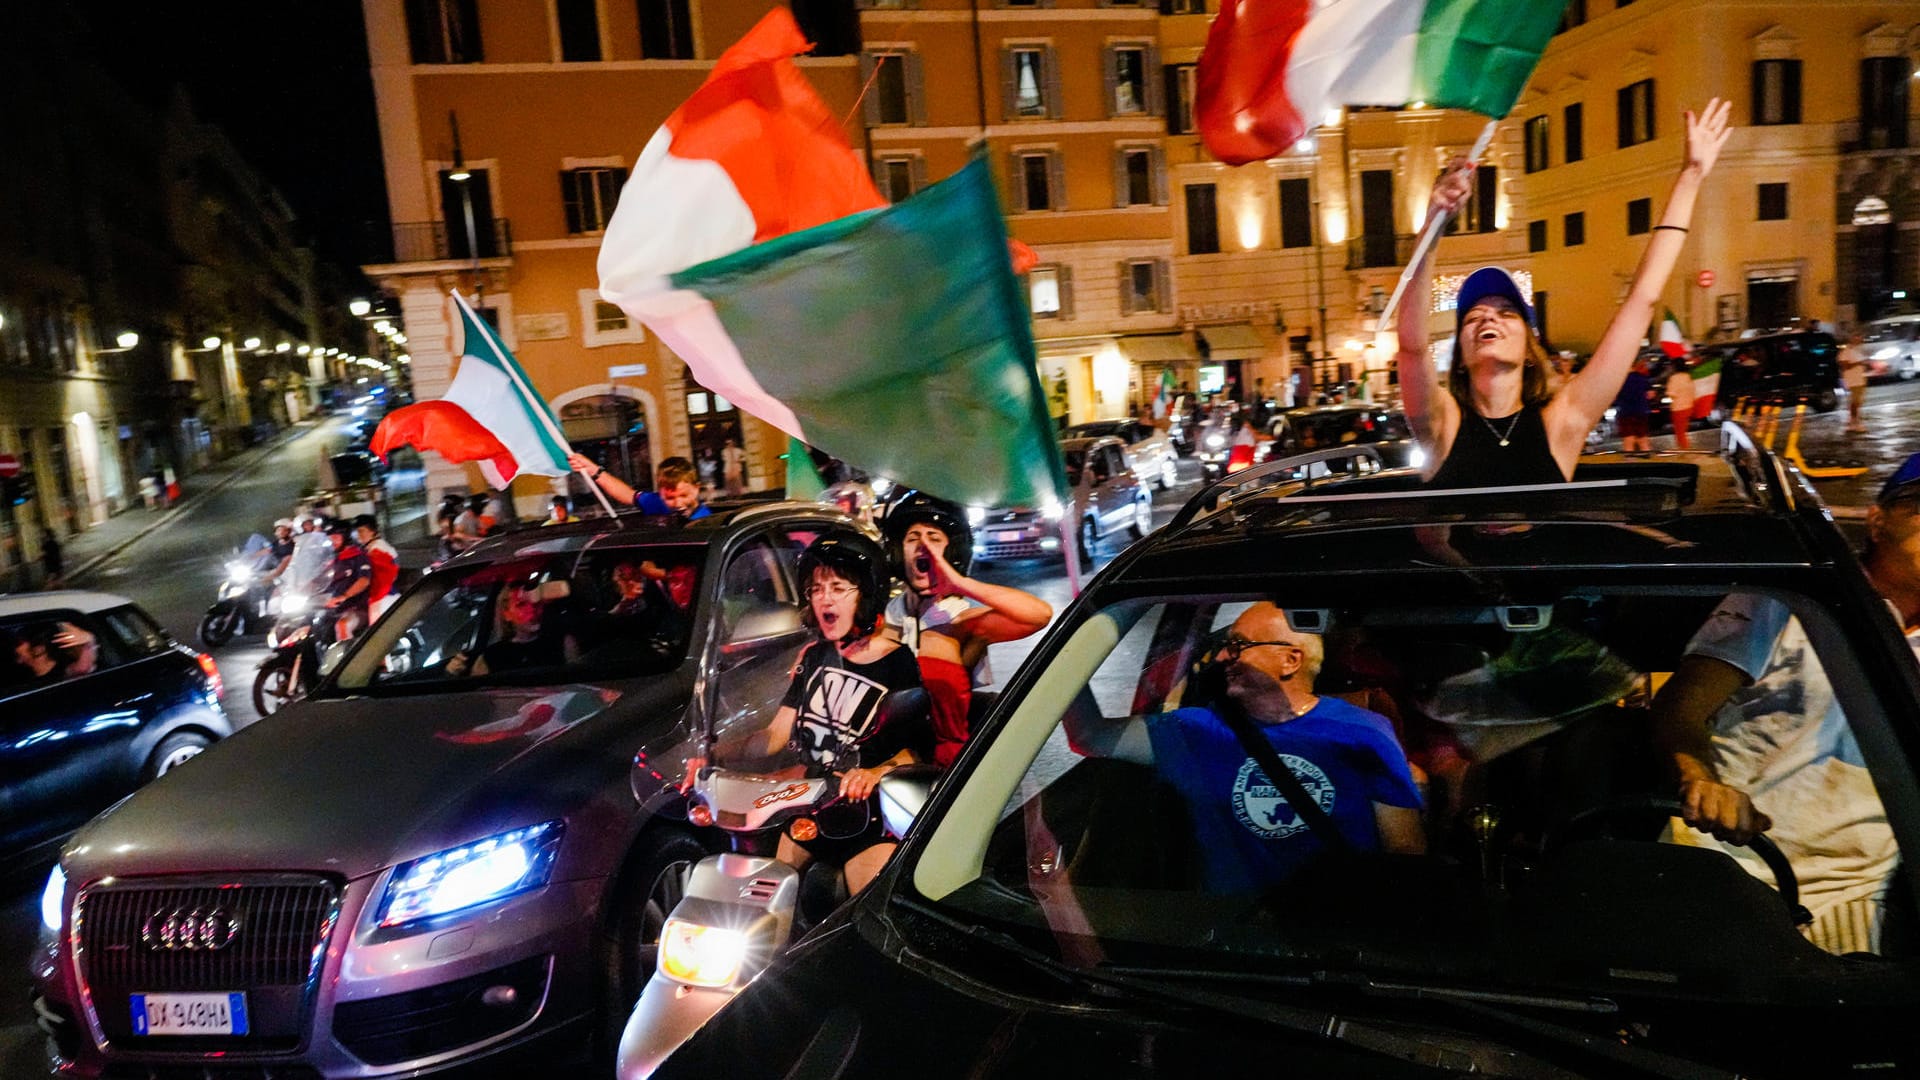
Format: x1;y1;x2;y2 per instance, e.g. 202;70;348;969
796;529;889;636
351;514;379;533
882;489;972;577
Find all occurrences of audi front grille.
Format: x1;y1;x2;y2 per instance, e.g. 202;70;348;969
75;875;341;1053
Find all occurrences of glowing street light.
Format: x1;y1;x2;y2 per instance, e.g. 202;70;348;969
242;337;262;350
349;299;372;317
202;336;222;350
114;331;140;349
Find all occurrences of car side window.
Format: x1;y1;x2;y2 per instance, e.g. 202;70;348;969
1089;453;1111;483
0;611;124;692
97;606;170;659
710;537;810;752
1104;446;1128;479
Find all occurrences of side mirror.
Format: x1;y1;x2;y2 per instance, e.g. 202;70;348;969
319;641;349;677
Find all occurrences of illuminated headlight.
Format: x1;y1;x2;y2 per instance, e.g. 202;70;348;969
41;864;65;932
658;919;748;988
351;406;368;417
226;563;252;584
1408;446;1427;470
1205;434;1226;449
966;505;987;526
1873;346;1899;361
1604;408;1617;422
1039;501;1064;523
376;821;565;928
870;476;894;499
281;593;310;616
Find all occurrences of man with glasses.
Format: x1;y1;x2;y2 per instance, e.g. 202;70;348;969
1069;601;1424;892
1651;453;1920;955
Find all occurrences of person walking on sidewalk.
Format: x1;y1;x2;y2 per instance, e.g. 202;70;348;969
1840;329;1870;434
1665;358;1696;450
41;531;64;590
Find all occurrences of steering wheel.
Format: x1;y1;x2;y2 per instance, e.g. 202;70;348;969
1544;795;1811;928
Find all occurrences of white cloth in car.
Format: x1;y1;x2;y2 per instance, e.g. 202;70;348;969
1669;591;1914;955
885;591;992;688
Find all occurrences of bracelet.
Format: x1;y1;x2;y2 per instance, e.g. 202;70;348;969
1652;225;1688;234
590;467;605;480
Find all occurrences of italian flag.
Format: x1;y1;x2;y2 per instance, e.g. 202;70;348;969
599;13;1066;509
370;294;572;488
1151;367;1176;420
1198;0;1567;166
1658;308;1689;359
1688;354;1722;420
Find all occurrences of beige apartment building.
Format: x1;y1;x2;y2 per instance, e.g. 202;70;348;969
360;0;866;512
1517;1;1917;352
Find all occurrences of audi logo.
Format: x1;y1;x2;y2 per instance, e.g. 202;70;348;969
141;907;242;952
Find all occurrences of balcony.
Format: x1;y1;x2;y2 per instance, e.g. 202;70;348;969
1838;118;1918;155
1347;233;1416;271
362;219;514;267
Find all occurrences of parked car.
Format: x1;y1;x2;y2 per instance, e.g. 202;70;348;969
1262;404;1422;471
653;433;1920;1079
1693;329;1843;413
1064;417;1179;490
0;591;228;879
1865;314;1920;381
32;502;866;1078
972;435;1152;564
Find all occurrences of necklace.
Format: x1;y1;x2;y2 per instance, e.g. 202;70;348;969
1478;408;1523;447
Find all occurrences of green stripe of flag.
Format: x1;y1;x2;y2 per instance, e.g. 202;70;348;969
1413;0;1569;120
672;157;1069;510
458;298;571;470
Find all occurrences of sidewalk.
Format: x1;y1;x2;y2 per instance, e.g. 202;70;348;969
62;422;323;586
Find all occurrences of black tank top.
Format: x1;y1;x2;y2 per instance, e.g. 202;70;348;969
1426;403;1566;488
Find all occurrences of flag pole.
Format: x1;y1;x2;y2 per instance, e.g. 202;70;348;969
1380;119;1498;335
452;290;629;527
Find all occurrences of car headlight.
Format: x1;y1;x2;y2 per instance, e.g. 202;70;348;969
376;821;565;928
280;593;310;616
1872;346;1899;361
658;919;748;988
41;864;65;932
1206;434;1226;449
1604;408;1617;421
1039;501;1064;523
1408;446;1427;470
966;505;987;526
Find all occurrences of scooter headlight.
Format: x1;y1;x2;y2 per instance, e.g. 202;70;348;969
226;563;252;584
280;593;310;616
658;919;747;988
377;821;565;928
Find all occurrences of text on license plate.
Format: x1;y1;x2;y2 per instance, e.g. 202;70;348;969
993;530;1024;541
130;992;249;1036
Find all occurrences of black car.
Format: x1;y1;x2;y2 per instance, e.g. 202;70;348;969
1262;403;1421;470
0;591;229;878
1694;329;1843;414
657;435;1920;1078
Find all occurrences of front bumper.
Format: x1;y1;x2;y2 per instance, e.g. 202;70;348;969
972;519;1064;561
37;870;606;1078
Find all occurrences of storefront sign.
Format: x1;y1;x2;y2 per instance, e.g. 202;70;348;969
1179;300;1275;323
516;312;570;341
607;363;649;378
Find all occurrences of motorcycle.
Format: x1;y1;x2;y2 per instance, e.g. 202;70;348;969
616;690;936;1079
199;542;277;647
252;593;329;716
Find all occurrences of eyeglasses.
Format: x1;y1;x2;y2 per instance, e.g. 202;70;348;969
805;583;859;601
1217;636;1303;664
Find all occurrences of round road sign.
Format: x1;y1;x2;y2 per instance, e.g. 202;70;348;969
0;454;20;479
1696;269;1716;289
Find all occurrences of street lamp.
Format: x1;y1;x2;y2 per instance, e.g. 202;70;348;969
114;331;139;349
275;341;291;353
242;337;262;350
349;299;372;317
202;336;222;350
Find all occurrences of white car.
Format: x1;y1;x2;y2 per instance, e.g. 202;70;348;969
1063;418;1179;490
1864;315;1920;381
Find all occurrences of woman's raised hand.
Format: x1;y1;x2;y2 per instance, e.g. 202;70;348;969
1428;156;1475;218
1683;97;1733;178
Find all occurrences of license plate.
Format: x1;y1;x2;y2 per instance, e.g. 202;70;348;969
129;992;249;1036
992;530;1024;541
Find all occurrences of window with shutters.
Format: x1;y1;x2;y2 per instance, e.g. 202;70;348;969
1564;102;1584;163
1524;115;1550;172
1162;0;1204;12
638;0;693;59
1115;146;1157;206
872;51;911;124
875;156;923;202
1166;64;1197;134
1617;78;1655;148
1122;259;1166;314
555;0;601;61
580;289;645;346
1860;57;1912;150
1757;182;1788;221
406;0;483;63
1627;197;1651;235
1277;177;1312;248
1013;151;1060;212
1184;183;1220;255
561;166;626;234
1010;47;1051;119
1751;59;1801;125
1528;220;1547;252
1029;265;1071;320
1564;211;1585;246
1445;165;1498;234
1108;44;1152;116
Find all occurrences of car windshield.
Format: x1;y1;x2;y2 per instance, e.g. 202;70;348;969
1867;323;1918;344
329;453;379;486
332;544;704;692
1068;422;1128;440
1289;410;1409;447
907;575;1920;1018
1062;449;1085;487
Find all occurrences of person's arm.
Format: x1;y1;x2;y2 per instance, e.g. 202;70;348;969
1550;98;1732;452
1396;164;1472;480
839;746;917;801
567;451;637;506
760;704;799;759
267;554;292;581
923;545;1052;645
1373;803;1426;855
1650;652;1772;844
1062;707;1154;764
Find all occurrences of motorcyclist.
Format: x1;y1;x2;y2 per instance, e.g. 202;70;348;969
881;490;1052;767
321;521;373;643
352;514;400;622
262;519;297;583
285;516;334;596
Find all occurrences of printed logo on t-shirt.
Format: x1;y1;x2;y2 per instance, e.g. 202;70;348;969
1232;755;1336;840
796;668;890;769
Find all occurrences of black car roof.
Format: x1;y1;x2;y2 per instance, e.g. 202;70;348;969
1121;429;1829;582
450;498;853;562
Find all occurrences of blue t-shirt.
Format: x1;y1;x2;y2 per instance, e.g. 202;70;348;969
1146;698;1422;893
1614;371;1653;416
634;491;711;519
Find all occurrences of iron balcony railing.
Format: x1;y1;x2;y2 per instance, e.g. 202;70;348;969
369;218;514;264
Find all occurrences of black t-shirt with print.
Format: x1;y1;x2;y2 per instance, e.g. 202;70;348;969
780;641;927;771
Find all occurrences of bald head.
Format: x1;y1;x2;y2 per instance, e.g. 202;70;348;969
1224;602;1325;721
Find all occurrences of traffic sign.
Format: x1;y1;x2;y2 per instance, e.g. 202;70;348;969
0;454;20;479
1696;269;1716;289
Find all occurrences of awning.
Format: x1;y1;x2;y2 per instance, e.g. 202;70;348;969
1116;333;1201;365
1196;323;1266;361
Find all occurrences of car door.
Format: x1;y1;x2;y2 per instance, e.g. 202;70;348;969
1099;444;1136;533
0;611;142;860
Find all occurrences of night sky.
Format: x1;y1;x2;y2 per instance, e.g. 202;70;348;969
70;1;388;269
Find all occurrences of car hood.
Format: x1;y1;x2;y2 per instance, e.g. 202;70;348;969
64;680;681;883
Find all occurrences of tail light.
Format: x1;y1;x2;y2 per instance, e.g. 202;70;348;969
195;652;223;700
687;801;714;828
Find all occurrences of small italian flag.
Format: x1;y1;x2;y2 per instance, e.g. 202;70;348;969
1658;308;1690;359
1151;368;1176;420
1688;354;1722;420
1197;0;1567;166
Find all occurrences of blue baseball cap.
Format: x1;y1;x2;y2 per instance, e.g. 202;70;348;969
1880;453;1920;505
1455;266;1537;335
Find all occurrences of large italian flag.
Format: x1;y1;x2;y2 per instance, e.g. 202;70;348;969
1198;0;1568;165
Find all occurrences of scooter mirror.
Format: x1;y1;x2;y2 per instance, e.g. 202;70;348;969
318;640;349;677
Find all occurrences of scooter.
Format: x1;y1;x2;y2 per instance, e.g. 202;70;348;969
616;690;936;1079
199;543;277;647
252;593;330;716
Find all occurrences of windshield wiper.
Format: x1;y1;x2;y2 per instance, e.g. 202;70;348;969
892;897;1604;1078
